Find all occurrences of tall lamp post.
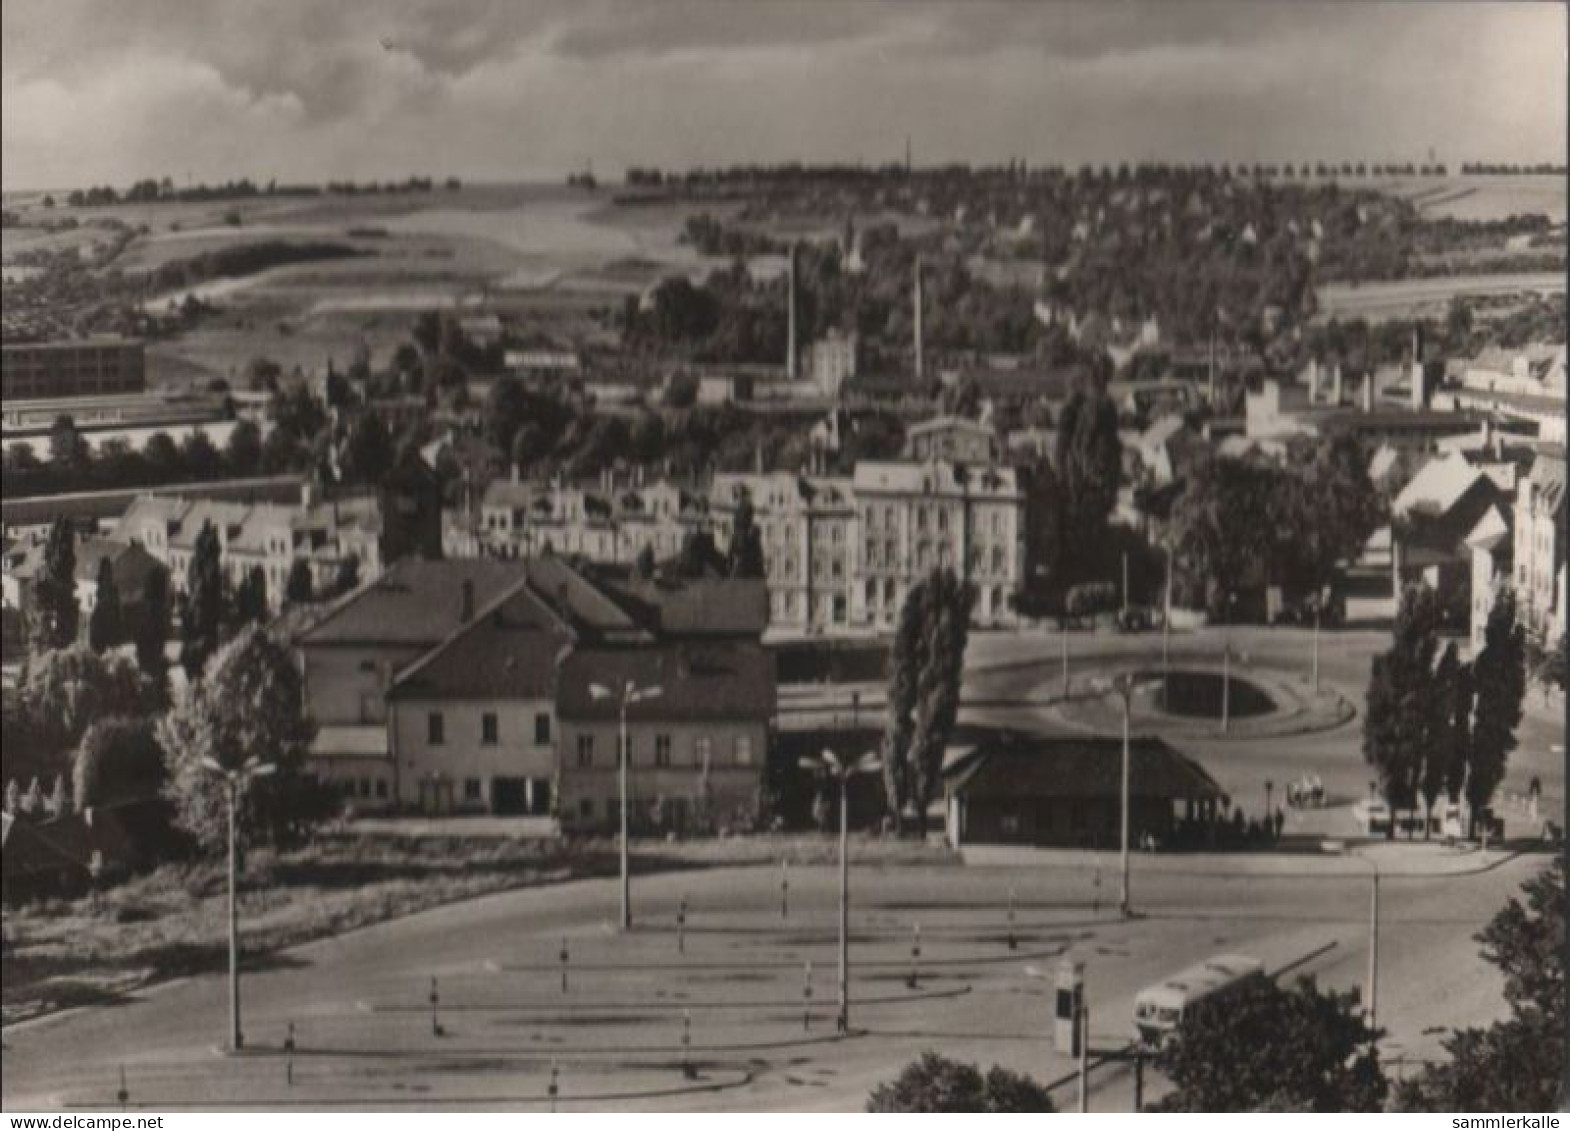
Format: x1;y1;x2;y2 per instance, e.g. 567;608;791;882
799;748;881;1032
590;679;662;932
1090;674;1158;918
199;755;276;1053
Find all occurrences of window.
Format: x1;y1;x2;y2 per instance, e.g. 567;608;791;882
375;779;388;799
735;734;753;765
576;733;594;767
579;798;594;819
694;736;712;767
427;711;445;745
535;713;552;744
481;712;499;745
464;778;482;802
655;734;672;768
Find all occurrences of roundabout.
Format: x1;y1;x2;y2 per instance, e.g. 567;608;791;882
1045;660;1356;742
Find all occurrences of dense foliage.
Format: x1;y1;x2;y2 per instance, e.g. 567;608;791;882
867;1052;1054;1112
1155;975;1385;1111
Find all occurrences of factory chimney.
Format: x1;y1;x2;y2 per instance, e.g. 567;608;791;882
1307;358;1320;404
913;254;925;381
1410;324;1428;410
1332;363;1344;407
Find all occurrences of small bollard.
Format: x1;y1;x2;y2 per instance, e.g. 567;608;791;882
548;1059;559;1112
429;975;444;1037
681;1008;696;1079
677;897;687;954
1093;870;1102;916
560;938;569;994
802;960;813;1031
780;859;790;920
1007;886;1018;950
286;1055;294;1088
907;922;922;989
116;1065;128;1111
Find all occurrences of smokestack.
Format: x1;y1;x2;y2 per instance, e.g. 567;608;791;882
1331;363;1343;406
1362;370;1374;413
786;243;799;380
913;254;925;381
1413;325;1434;410
1307;358;1320;404
460;578;475;622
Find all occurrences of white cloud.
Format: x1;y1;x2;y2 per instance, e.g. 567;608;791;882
2;0;1563;188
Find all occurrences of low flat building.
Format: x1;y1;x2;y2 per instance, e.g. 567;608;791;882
1;338;145;401
943;731;1224;849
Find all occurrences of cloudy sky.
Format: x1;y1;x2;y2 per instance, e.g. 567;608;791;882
3;1;1564;189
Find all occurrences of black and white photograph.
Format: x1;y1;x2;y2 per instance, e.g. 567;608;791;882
0;0;1565;1116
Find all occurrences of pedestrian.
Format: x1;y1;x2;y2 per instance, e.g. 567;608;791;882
1273;806;1285;841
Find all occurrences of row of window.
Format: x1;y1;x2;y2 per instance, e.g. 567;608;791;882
574;732;753;767
427;710;551;746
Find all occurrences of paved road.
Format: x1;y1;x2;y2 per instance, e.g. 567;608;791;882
2;852;1546;1112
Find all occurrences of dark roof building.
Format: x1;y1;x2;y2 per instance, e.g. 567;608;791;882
943;730;1223;849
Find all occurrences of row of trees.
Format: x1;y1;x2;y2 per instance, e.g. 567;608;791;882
1363;586;1527;837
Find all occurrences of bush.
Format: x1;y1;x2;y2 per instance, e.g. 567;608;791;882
867;1052;1054;1112
1065;580;1118;619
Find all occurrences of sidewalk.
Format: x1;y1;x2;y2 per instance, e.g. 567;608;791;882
959;837;1540;879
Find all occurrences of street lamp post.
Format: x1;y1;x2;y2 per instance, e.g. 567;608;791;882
1090;674;1157;918
1367;863;1380;1031
799;748;881;1032
590;679;662;932
199;755;276;1053
1312;594;1323;694
1162;545;1173;687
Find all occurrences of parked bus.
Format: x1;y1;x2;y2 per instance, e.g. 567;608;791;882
1132;953;1264;1045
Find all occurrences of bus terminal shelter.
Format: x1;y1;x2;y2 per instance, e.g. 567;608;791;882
943;730;1226;849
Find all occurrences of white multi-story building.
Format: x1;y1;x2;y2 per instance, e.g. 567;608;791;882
850;459;1025;629
475;471;708;566
114;485;383;609
1513;451;1566;645
711;471;857;631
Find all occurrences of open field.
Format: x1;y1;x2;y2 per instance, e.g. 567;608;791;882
3;184;720;386
1315;271;1565;324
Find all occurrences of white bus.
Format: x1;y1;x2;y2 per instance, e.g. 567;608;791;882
1132;953;1264;1045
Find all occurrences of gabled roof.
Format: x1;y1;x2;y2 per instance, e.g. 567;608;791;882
1529;451;1566;513
1393;451;1486;520
389;578;575;701
556;641;775;723
1464;503;1512;554
943;730;1222;802
602;575;770;637
299;558;525;646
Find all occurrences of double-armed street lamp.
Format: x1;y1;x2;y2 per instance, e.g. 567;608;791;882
589;679;662;932
799;747;881;1033
198;754;276;1053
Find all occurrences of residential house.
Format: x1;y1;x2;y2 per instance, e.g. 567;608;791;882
1514;450;1566;645
294;558;524;804
554;574;772;833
